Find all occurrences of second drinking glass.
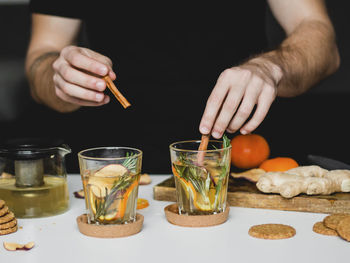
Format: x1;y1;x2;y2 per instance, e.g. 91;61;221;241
169;139;231;215
78;147;142;225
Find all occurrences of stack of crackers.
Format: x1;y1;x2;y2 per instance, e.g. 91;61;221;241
313;213;350;242
0;200;17;236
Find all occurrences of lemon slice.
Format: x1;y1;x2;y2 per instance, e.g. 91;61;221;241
94;164;128;177
88;164;129;198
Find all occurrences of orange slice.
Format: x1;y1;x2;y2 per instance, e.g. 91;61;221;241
172;166;212;212
137;198;149;209
113;179;139;220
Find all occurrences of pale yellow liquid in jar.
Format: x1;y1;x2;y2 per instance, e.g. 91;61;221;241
0;176;69;218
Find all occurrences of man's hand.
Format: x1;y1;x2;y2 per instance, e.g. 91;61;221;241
26;14;117;112
200;0;339;138
52;45;115;106
199;59;282;138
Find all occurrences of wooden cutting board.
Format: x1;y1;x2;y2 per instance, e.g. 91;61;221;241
153;176;350;214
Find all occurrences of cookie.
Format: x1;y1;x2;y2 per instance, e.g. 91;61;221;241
313;221;338;236
0;219;17;230
0;206;9;217
336;217;350;242
248;224;296;240
0;225;17;236
139;173;151;185
0;200;4;209
323;213;350;230
0;211;15;224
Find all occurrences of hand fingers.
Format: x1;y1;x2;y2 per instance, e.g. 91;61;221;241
210;86;245;139
61;46;115;78
226;76;264;134
54;61;107;92
53;73;106;103
240;84;277;134
55;86;110;107
199;68;249;135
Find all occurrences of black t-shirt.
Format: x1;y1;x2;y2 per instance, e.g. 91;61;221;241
28;1;269;173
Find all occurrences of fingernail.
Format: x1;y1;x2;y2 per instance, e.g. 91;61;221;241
104;96;110;104
99;67;107;75
96;93;104;102
241;129;247;135
212;131;221;138
200;126;210;135
96;81;105;90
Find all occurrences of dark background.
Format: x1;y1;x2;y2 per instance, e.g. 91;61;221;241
0;1;349;174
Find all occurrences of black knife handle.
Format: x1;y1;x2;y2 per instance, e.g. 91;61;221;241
307;154;350;170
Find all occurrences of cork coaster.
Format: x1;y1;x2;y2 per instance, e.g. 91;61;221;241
0;225;17;236
313;221;338;236
0;200;4;209
323;213;350;230
0;211;14;224
336;217;350;242
248;224;296;240
164;203;230;227
0;219;17;230
76;213;144;238
0;206;9;217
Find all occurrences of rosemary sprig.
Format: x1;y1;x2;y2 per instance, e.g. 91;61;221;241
94;172;136;220
174;162;210;198
122;152;138;172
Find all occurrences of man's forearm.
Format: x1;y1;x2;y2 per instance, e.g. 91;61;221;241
251;19;340;97
26;51;80;112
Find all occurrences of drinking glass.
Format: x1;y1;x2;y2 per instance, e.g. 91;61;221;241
169;140;231;215
78;147;142;224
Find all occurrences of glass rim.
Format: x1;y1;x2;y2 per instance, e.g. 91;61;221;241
77;146;142;161
169;139;231;153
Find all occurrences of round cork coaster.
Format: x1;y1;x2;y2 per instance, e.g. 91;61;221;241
164;203;230;227
76;213;143;238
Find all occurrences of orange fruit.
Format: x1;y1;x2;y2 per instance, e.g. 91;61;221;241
137;198;149;209
230;134;270;169
259;157;299;172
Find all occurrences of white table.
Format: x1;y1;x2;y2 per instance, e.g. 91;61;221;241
1;174;349;263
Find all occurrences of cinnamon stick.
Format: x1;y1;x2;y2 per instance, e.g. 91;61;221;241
197;134;209;166
198;134;209;151
103;76;131;108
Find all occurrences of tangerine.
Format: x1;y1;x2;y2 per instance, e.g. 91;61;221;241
230;134;270;169
259;157;299;172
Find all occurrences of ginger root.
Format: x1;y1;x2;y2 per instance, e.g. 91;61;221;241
230;168;266;183
256;165;350;198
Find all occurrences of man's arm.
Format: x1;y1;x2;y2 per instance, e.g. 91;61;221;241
25;14;82;112
263;0;340;97
199;0;339;137
25;14;115;113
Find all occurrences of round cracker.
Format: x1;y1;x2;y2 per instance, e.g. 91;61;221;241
0;219;17;230
0;211;15;224
323;213;350;230
0;225;17;236
313;221;338;236
336;217;350;242
0;206;9;217
0;200;4;209
248;224;296;240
